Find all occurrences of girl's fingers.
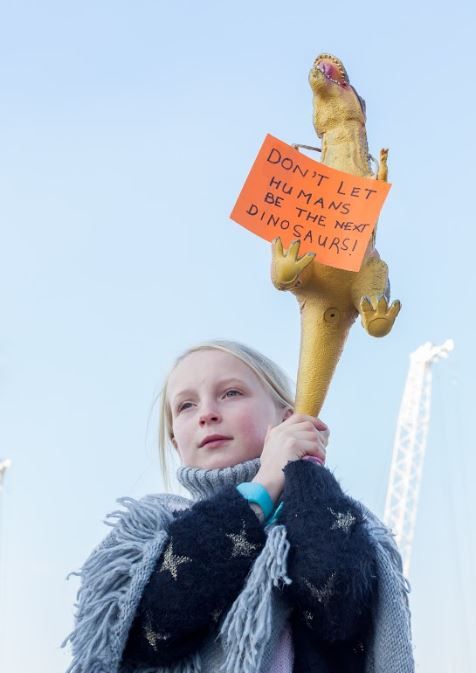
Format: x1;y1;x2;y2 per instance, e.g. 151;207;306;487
283;414;329;434
303;455;325;465
313;443;327;458
284;414;329;430
303;445;327;464
273;427;328;452
296;439;327;457
305;437;327;457
315;418;329;432
280;421;324;437
282;413;319;426
282;427;328;443
269;418;329;459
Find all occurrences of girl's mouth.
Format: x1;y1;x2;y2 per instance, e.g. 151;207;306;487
199;435;232;448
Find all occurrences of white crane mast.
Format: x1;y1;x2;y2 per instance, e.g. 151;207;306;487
0;459;11;493
383;339;453;576
0;458;12;571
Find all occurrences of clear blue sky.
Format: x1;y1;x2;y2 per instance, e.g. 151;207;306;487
0;1;475;671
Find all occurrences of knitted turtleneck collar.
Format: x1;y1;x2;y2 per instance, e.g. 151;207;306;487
176;457;261;500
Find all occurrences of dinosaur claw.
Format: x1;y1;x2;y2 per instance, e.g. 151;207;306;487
272;237;284;255
388;299;401;320
359;294;400;337
360;296;373;313
289;239;301;255
271;237;314;291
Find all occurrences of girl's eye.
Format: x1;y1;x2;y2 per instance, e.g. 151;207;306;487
177;401;193;412
224;389;242;398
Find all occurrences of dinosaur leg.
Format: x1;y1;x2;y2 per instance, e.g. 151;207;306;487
271;238;314;291
351;256;401;337
294;298;355;416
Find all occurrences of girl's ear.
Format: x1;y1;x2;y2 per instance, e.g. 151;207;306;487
171;436;178;449
282;407;293;422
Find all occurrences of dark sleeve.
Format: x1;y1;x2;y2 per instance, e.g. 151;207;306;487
280;460;376;642
122;486;266;668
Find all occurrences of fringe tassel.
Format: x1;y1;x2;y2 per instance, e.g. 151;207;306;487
361;504;411;596
62;495;174;673
219;524;291;673
360;504;415;673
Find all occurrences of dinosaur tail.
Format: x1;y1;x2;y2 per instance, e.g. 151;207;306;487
294;297;356;417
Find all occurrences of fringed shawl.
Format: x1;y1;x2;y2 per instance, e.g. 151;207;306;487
63;459;414;673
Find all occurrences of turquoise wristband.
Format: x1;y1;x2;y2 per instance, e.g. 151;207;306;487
266;501;283;526
236;482;274;522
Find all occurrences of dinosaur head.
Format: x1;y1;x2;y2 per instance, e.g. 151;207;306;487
309;53;367;139
310;53;350;89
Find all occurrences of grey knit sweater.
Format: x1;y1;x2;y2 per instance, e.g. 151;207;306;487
63;458;415;673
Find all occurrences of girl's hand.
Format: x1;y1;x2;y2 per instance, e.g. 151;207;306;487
252;414;329;503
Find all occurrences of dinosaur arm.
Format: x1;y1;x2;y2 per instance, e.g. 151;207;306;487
377;148;389;181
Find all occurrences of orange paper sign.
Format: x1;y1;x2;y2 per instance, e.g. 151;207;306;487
230;134;391;272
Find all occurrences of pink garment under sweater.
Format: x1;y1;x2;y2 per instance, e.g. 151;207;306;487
270;623;294;673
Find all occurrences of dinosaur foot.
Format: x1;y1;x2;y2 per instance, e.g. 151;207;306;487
359;295;401;337
271;238;314;291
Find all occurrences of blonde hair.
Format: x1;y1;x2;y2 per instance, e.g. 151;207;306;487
158;340;294;483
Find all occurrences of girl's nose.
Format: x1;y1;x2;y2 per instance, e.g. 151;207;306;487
199;409;222;425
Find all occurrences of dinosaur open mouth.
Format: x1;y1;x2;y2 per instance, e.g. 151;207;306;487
313;53;349;86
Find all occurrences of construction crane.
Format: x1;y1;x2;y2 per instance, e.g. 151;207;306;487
0;458;10;495
0;457;11;588
0;458;11;557
0;458;11;668
383;339;454;576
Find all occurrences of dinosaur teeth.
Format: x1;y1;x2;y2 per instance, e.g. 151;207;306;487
314;68;346;87
313;53;349;84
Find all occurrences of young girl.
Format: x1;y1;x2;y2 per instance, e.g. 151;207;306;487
64;340;414;673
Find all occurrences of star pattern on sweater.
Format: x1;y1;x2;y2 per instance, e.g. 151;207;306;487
303;572;336;607
144;612;171;650
159;540;192;581
328;507;357;533
226;521;259;558
211;608;223;623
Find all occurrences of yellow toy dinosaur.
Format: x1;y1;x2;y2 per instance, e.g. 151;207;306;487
271;54;401;417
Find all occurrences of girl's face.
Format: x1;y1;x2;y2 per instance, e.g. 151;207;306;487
167;349;290;469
